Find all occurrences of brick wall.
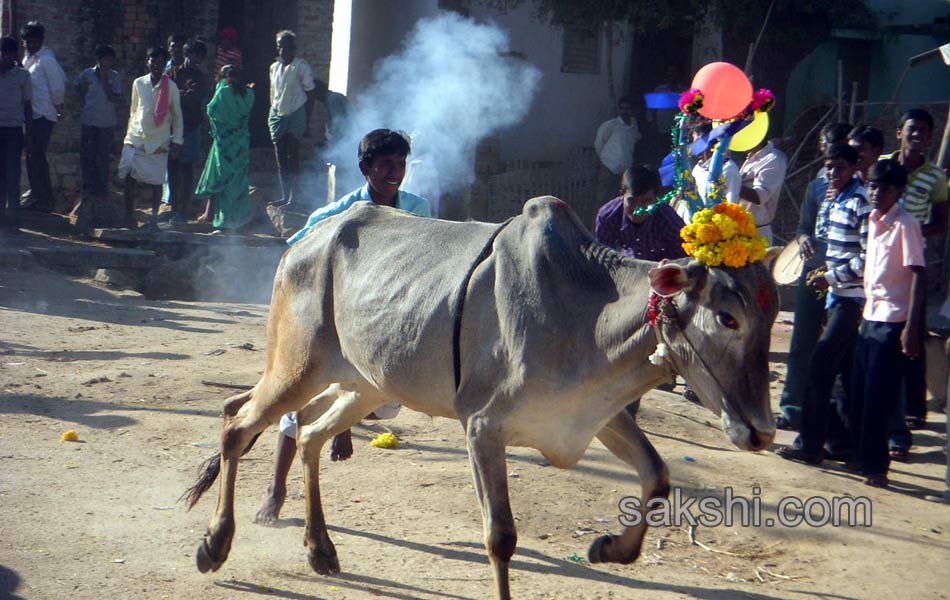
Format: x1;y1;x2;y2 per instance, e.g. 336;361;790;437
14;0;218;203
13;0;331;207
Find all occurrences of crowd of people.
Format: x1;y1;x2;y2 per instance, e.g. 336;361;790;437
592;97;947;490
0;22;330;236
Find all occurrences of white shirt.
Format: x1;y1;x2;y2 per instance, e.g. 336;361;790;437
269;58;315;116
123;75;183;154
595;116;641;175
739;141;788;242
680;158;741;222
24;46;66;122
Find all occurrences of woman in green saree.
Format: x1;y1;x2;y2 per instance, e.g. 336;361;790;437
195;65;254;231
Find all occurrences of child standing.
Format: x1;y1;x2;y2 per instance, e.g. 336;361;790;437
73;44;121;234
777;143;869;466
849;159;925;488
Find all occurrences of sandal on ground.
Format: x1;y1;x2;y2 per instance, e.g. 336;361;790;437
888;447;909;462
775;446;822;466
863;474;889;488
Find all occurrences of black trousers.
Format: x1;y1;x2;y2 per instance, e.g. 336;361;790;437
851;320;906;475
799;298;863;457
25;117;55;208
0;126;24;230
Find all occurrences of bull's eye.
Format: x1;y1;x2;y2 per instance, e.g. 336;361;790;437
717;311;738;329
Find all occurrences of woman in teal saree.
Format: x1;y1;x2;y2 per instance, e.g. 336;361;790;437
195;65;254;230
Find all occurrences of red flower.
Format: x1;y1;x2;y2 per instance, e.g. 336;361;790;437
679;89;704;115
751;88;775;113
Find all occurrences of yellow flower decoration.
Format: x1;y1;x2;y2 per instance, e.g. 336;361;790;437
680;202;768;268
695;223;721;244
710;213;737;239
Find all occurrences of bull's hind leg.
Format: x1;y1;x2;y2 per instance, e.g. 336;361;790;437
196;377;319;573
296;385;385;575
589;406;670;565
465;414;516;600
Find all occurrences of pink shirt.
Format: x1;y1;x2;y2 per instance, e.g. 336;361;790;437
863;204;925;322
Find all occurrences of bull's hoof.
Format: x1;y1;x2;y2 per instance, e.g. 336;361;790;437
330;431;353;462
196;537;226;573
307;545;341;575
588;534;641;565
587;534;610;563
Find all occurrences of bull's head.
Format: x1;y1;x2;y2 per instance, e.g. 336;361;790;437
649;259;779;451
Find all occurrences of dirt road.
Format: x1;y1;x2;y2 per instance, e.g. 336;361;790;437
1;263;948;599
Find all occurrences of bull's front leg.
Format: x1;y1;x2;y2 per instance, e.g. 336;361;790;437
465;415;516;600
589;406;670;565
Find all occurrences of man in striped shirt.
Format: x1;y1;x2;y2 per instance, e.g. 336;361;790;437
777;143;869;465
882;109;947;236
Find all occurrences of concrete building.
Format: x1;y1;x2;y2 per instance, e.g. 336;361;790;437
345;0;633;222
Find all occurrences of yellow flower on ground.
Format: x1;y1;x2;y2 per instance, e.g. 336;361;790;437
61;430;79;442
370;432;399;449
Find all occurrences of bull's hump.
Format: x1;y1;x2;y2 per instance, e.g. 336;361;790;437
523;196;570;220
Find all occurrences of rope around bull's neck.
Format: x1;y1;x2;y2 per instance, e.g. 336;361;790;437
649;293;744;419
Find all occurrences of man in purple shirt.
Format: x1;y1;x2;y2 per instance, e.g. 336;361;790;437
594;165;686;261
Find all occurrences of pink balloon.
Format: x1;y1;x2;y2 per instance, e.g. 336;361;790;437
691;62;753;120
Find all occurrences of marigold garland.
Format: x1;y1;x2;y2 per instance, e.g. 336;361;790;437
680;202;768;268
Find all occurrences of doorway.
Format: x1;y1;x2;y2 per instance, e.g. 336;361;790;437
217;0;298;147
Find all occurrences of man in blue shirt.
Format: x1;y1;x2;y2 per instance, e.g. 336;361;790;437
73;45;121;234
257;129;430;525
287;128;430;245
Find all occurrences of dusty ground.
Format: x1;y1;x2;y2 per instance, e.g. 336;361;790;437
1;261;949;600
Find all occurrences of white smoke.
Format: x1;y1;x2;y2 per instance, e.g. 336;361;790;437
325;13;542;214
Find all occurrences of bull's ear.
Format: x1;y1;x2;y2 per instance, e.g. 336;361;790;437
649;261;691;297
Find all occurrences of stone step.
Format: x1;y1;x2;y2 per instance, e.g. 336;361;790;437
91;228;289;248
25;245;157;269
0;248;35;268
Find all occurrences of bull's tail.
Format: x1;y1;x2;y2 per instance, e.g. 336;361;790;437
179;432;263;510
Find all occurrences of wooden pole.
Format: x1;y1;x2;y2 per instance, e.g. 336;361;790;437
605;21;616;109
836;60;844;122
937;103;950;170
744;0;776;74
848;81;859;124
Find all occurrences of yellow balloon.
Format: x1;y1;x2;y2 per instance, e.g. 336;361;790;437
728;111;769;152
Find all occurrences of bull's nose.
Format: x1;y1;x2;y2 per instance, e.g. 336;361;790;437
749;427;775;451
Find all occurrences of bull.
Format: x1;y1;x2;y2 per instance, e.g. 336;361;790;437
183;197;779;600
